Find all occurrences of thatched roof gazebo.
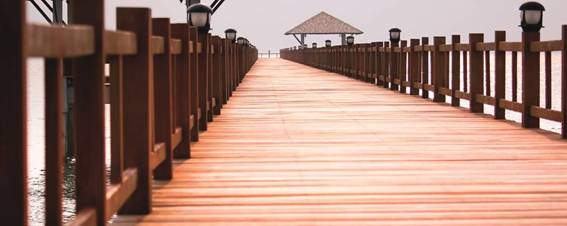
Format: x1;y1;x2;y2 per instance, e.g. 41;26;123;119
285;11;363;46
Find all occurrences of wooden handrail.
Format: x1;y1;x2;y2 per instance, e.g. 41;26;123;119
27;24;95;57
105;30;137;55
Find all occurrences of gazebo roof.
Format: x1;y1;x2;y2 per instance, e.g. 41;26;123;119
285;11;363;35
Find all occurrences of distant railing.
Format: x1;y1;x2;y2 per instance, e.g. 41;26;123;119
1;2;257;226
258;52;280;58
281;26;567;139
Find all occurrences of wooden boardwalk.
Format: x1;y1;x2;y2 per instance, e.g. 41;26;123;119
113;59;567;226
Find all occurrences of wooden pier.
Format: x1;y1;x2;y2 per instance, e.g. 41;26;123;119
113;59;567;225
3;0;567;225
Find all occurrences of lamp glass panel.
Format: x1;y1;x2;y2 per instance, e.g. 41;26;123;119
391;31;400;40
226;32;236;40
190;12;208;27
524;10;542;24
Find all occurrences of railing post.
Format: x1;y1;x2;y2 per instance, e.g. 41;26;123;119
0;0;27;224
421;37;429;99
433;36;446;102
451;35;461;106
399;40;408;93
383;42;390;89
117;7;153;214
207;36;215;121
198;32;209;131
171;24;194;155
189;27;200;141
153;18;174;179
494;31;506;119
72;0;106;224
469;33;484;113
409;39;420;95
562;25;567;139
390;42;399;90
376;42;384;87
522;30;540;128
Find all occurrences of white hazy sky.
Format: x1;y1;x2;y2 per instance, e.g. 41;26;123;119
27;0;567;53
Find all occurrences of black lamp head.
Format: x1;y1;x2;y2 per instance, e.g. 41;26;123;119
346;35;355;46
187;3;212;32
520;1;545;32
225;28;237;42
389;28;401;43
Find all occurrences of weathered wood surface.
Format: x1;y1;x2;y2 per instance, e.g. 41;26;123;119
113;59;567;225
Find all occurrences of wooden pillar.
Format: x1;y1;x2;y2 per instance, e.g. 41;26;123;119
118;7;153;214
494;31;506;119
409;39;420;95
522;31;540;128
469;33;484;113
72;0;106;224
0;1;27;225
171;24;193;156
433;36;446;103
451;35;461;106
421;37;430;99
153;18;174;179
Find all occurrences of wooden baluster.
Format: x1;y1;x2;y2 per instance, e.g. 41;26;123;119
45;58;65;226
410;39;420;95
153;18;174;179
494;31;506;119
0;0;27;224
72;0;106;224
485;50;491;96
512;52;518;102
545;51;552;109
171;24;193;157
463;51;469;93
522;31;540;128
469;33;484;113
562;25;567;139
451;35;461;106
117;7;153;214
433;36;446;103
110;56;124;184
421;38;429;99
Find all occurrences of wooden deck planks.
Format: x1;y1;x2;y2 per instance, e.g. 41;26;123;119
112;59;567;225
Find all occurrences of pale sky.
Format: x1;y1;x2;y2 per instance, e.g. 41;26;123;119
27;0;567;53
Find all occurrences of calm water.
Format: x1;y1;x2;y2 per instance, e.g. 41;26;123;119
26;53;562;225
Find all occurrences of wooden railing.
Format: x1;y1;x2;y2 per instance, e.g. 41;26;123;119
1;2;257;226
281;26;567;139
